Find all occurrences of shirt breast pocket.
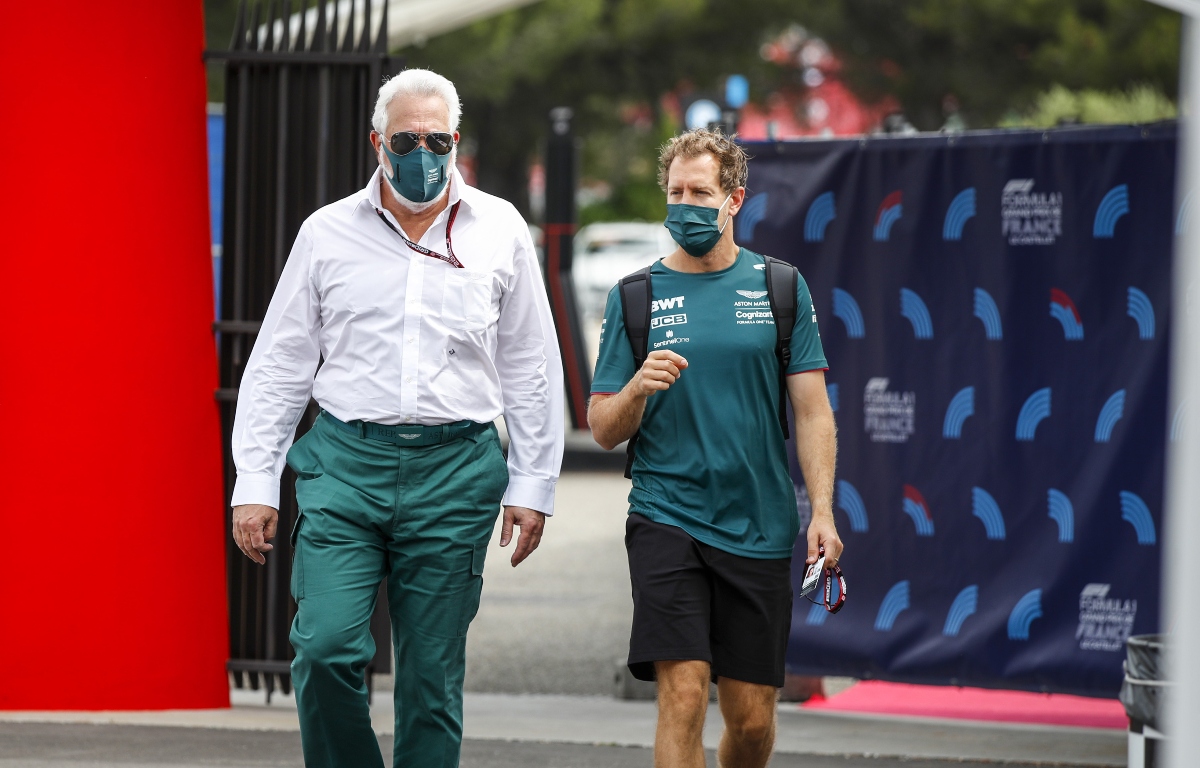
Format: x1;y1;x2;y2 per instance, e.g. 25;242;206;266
442;269;495;332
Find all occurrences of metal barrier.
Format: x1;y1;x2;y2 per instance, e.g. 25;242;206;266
205;0;402;699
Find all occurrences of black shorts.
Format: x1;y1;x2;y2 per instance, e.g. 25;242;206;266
625;512;793;687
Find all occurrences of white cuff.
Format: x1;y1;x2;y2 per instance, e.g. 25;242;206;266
502;476;557;516
230;473;281;509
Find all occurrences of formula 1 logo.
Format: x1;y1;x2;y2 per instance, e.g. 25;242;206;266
1002;179;1062;245
873;190;903;241
864;378;915;443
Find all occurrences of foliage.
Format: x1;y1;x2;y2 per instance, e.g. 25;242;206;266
999;84;1176;128
791;0;1181;130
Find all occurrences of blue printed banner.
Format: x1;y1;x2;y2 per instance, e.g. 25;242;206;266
740;124;1175;697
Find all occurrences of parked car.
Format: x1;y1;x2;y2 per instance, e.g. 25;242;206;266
571;222;675;322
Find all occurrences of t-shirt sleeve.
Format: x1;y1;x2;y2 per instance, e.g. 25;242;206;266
591;284;638;394
787;272;829;374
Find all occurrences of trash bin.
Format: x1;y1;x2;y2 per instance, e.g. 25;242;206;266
1119;634;1168;768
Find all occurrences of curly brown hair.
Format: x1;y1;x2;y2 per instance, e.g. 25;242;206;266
657;128;749;195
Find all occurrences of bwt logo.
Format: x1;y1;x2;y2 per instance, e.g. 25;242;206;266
1093;184;1130;238
738;192;769;242
873;190;903;241
1050;289;1084;340
902;484;934;537
651;296;685;312
804;191;836;242
943;187;977;241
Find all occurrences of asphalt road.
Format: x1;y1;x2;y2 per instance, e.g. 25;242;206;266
0;722;1072;768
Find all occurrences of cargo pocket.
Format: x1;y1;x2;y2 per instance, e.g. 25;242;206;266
459;542;489;633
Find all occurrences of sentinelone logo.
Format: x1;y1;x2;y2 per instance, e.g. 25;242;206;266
1076;583;1137;652
863;377;915;443
1002;179;1062;245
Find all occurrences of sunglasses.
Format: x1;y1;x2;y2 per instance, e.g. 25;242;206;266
386;131;455;157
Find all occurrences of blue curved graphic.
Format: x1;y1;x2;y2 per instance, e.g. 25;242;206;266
827;383;839;413
943;386;975;439
1016;388;1052;441
1127;287;1155;340
943;187;977;241
1050;289;1084;341
1171;400;1187;443
873;191;904;242
973;288;1003;340
875;580;911;631
971;487;1006;541
738;192;768;242
1177;190;1194;236
902;485;935;537
1007;589;1043;641
836;480;869;533
1094;184;1130;238
805;192;836;242
1094;390;1126;443
900;288;934;339
1047;489;1074;543
943;585;979;637
805;601;828;626
1120;491;1157;545
832;288;865;339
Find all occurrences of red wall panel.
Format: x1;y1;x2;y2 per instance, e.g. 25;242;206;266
0;1;229;709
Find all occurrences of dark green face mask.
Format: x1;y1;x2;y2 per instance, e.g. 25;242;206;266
380;143;451;203
664;194;732;257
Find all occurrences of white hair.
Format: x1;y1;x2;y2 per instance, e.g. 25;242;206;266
372;68;461;136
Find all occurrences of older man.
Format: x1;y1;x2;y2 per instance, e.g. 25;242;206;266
229;69;563;767
589;129;841;768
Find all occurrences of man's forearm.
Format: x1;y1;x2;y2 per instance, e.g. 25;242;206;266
588;384;649;451
795;407;837;516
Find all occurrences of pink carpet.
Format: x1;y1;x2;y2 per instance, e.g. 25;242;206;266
802;680;1127;729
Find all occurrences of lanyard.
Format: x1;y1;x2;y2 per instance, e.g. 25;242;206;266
805;564;848;614
375;201;463;269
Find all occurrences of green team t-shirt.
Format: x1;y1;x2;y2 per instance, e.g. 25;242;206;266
591;248;828;559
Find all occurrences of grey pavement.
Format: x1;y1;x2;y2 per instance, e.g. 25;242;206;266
0;469;1129;767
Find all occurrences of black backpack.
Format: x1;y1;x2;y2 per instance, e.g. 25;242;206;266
616;256;799;479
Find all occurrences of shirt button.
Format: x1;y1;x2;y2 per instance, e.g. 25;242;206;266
406;337;414;344
405;376;413;383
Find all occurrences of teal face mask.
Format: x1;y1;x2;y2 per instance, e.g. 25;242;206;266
380;143;451;203
664;194;732;257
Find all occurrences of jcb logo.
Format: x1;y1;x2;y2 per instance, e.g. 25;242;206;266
652;296;685;313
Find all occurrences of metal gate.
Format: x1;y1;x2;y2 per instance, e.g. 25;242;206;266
206;0;401;699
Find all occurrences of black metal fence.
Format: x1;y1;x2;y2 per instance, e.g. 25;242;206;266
206;0;401;699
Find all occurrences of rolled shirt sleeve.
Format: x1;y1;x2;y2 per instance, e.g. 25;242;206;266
495;224;564;515
229;223;322;509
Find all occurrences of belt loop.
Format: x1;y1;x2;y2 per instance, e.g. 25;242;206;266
356;420;365;439
438;425;448;443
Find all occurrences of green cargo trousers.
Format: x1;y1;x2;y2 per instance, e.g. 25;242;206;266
285;412;509;768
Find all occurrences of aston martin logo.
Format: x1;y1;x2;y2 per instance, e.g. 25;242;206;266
737;290;768;299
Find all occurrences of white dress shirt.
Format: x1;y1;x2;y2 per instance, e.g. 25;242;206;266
230;167;564;514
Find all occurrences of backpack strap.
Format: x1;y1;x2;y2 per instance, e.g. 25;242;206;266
618;266;654;479
764;256;798;439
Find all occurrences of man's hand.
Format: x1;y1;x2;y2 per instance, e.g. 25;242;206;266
632;350;688;397
233;504;279;565
500;505;546;567
806;512;843;571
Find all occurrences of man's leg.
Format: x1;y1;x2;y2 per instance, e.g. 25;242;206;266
654;660;710;768
388;426;509;768
287;418;394;768
715;677;777;768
